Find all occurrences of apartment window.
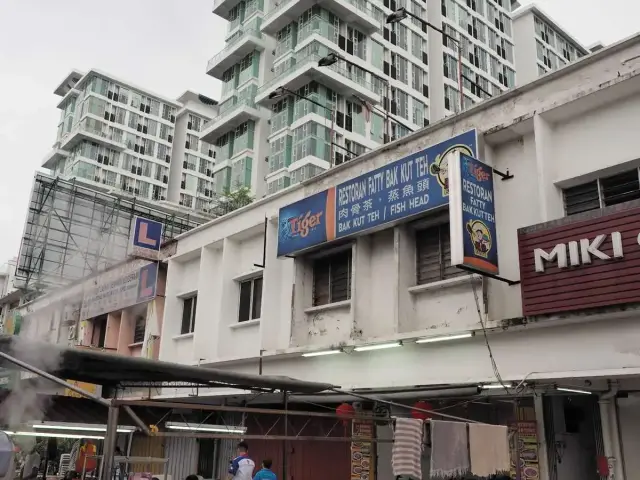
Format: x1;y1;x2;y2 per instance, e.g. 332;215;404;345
416;224;464;284
238;277;263;322
312;249;352;306
563;169;640;216
180;295;198;334
133;315;146;343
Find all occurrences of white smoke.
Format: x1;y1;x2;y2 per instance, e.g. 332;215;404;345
1;311;64;449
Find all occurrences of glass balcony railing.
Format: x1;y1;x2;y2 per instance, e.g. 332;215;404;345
263;0;376;23
207;28;262;71
257;53;380;97
202;98;258;132
297;17;367;60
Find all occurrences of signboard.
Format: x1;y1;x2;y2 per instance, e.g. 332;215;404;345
518;203;640;316
80;260;158;319
131;217;163;260
351;420;374;480
64;379;100;398
278;130;478;256
510;421;539;480
449;152;499;275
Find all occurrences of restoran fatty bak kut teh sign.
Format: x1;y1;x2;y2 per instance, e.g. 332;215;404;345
277;130;478;256
448;151;499;275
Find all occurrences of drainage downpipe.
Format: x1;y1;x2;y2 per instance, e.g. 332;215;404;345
599;383;624;480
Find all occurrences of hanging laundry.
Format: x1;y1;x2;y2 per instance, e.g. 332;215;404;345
392;417;424;480
430;420;469;479
468;423;510;478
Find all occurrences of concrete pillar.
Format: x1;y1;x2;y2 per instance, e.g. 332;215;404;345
533;395;550;480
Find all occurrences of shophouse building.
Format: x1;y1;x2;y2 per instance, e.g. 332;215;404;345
157;32;640;480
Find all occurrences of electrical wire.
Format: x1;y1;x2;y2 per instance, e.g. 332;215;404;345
470;279;510;395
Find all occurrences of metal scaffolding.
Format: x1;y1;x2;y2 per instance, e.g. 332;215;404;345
15;173;210;298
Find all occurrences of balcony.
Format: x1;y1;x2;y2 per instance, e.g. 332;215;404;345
200;98;264;142
58;118;127;153
260;0;380;36
255;53;382;106
213;0;241;18
206;28;266;79
42;142;70;169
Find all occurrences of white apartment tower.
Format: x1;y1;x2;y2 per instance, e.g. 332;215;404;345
42;69;219;210
205;0;517;197
512;4;588;85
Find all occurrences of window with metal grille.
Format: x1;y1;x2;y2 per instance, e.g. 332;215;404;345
238;276;263;322
416;224;465;284
563;168;640;216
133;315;146;343
180;295;197;334
313;249;352;306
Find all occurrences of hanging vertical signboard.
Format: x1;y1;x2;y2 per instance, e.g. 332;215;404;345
351;419;375;480
449;151;500;275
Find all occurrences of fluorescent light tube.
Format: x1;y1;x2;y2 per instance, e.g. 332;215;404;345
480;383;511;389
354;342;401;352
416;333;473;344
31;423;136;433
302;349;342;357
7;432;104;440
165;422;247;434
557;387;592;395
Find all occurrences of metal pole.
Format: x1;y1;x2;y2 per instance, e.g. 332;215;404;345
282;391;288;480
0;350;111;407
385;81;391;142
102;406;119;480
457;41;464;112
329;108;336;166
122;405;150;436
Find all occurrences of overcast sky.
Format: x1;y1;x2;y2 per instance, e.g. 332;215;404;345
0;0;636;264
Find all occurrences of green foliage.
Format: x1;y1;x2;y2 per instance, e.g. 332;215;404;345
213;186;254;216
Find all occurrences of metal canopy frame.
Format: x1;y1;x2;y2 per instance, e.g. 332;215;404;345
0;340;509;480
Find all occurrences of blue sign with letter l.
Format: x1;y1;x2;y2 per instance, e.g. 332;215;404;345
133;217;163;251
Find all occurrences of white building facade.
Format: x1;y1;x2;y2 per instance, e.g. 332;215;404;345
512;3;589;85
204;0;517;198
160;33;640;480
43;69;219;210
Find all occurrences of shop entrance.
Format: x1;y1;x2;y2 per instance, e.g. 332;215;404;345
544;395;603;480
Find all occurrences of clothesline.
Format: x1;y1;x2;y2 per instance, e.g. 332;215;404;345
331;388;487;424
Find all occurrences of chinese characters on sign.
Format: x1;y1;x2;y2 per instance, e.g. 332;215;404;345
277;130;478;256
335;150;443;238
449;152;499;275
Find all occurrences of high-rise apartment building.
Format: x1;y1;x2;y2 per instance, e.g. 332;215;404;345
42;69;220;210
205;0;517;197
512;4;588;85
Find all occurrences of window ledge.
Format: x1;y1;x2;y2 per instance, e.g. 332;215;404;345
304;300;352;314
172;332;194;341
230;319;261;329
408;274;481;295
233;269;263;282
128;342;143;348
